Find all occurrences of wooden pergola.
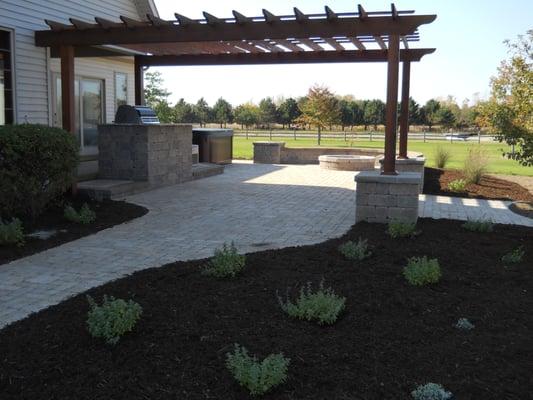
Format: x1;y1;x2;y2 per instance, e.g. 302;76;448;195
35;4;436;174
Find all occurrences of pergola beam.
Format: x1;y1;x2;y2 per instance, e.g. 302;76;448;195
398;61;411;158
382;34;400;175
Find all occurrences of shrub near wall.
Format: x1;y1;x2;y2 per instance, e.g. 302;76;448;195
0;124;79;220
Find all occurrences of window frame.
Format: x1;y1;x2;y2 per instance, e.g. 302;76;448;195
0;27;15;125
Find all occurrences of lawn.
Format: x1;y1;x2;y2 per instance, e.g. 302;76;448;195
1;218;531;399
233;137;533;176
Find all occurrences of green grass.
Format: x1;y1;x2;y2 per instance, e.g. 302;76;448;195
233;137;532;176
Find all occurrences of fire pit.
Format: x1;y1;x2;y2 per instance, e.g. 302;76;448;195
318;155;376;171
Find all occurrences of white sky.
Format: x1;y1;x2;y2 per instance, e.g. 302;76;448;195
150;0;533;107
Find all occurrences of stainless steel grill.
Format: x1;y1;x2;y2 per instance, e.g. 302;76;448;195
115;105;160;124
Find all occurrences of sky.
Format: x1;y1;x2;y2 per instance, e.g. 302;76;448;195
150;0;533;107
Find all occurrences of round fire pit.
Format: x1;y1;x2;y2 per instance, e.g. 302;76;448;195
318;155;376;171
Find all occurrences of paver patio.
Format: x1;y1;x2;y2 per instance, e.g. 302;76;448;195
1;161;531;329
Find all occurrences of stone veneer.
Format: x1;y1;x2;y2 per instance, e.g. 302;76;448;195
98;124;192;186
354;171;421;223
379;156;426;193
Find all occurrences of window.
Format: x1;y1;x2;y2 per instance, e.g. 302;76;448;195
114;72;127;111
0;29;13;125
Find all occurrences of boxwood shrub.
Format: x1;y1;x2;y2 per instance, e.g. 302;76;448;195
0;124;79;220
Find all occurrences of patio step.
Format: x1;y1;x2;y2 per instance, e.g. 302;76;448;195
192;163;225;180
77;179;150;201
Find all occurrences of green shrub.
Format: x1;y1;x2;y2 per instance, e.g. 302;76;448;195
404;256;441;286
64;203;96;224
0;124;79;220
226;344;290;396
387;221;418;238
434;145;451;169
412;383;453;400
338;238;371;261
454;318;475;330
278;281;345;325
203;242;245;278
462;219;494;232
447;178;467;192
86;295;142;345
463;146;488;184
0;218;24;246
501;246;525;264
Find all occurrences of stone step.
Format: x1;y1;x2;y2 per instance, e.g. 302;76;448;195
77;179;150;201
192;163;225;180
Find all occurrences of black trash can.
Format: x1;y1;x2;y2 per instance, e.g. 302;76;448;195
192;128;233;164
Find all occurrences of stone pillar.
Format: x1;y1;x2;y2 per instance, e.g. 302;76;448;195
379;157;426;193
253;142;285;164
354;170;420;223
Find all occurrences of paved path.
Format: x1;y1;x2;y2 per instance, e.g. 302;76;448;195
1;161;531;329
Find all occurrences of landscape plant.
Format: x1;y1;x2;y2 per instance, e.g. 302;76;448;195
462;219;494;232
411;383;453;400
501;246;525;264
403;256;441;286
447;179;467;192
203;242;245;278
226;344;290;396
463;146;489;184
278;281;345;325
455;318;475;330
434;145;451;168
338;238;371;261
86;295;143;345
0;218;24;246
387;221;419;238
64;203;96;225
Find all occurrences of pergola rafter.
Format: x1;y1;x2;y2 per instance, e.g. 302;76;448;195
35;3;437;175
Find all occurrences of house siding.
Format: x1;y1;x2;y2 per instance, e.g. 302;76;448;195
0;0;142;125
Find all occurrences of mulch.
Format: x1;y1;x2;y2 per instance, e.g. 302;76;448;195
1;218;532;400
0;197;148;265
423;167;533;202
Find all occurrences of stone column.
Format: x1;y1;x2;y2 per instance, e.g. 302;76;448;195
253;142;285;164
379;157;426;193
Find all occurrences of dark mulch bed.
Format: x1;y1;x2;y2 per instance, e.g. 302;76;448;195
423;167;533;202
1;219;532;399
0;197;148;265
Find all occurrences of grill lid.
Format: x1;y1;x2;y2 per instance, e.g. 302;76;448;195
115;105;160;124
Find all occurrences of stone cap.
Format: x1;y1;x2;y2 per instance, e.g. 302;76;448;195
378;156;426;165
253;141;286;146
318;155;375;161
354;170;422;184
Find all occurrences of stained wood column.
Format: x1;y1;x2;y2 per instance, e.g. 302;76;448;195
382;34;400;175
134;56;145;105
59;45;75;134
398;61;411;159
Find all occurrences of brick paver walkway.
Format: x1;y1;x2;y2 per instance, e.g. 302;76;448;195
1;161;531;328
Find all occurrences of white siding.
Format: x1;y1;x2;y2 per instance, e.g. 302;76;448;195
0;0;142;124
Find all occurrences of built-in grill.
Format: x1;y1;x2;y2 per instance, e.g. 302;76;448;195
114;105;160;124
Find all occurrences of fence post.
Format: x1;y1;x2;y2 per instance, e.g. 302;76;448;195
293;128;296;140
423;130;426;143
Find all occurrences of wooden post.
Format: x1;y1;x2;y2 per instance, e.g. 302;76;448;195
398;61;410;159
134;56;145;105
382;34;400;175
59;45;75;134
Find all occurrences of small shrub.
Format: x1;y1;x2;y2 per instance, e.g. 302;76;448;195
226;344;290;396
86;295;142;345
64;203;96;224
387;221;418;238
463;147;488;184
454;318;475;330
447;179;467;192
278;281;345;325
462;219;494;232
404;256;441;286
0;124;79;220
338;238;371;261
501;246;525;264
412;383;453;400
0;218;24;246
434;145;451;169
203;242;245;278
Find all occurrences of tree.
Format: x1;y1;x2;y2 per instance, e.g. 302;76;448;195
350;101;365;129
234;103;260;129
258;97;277;129
436;106;456;130
338;99;354;131
194;98;212;127
421;99;441;131
212;98;233;128
296;85;340;145
173;99;195;123
144;71;171;107
477;30;533;165
276;98;300;128
363;99;386;131
153;101;175;123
